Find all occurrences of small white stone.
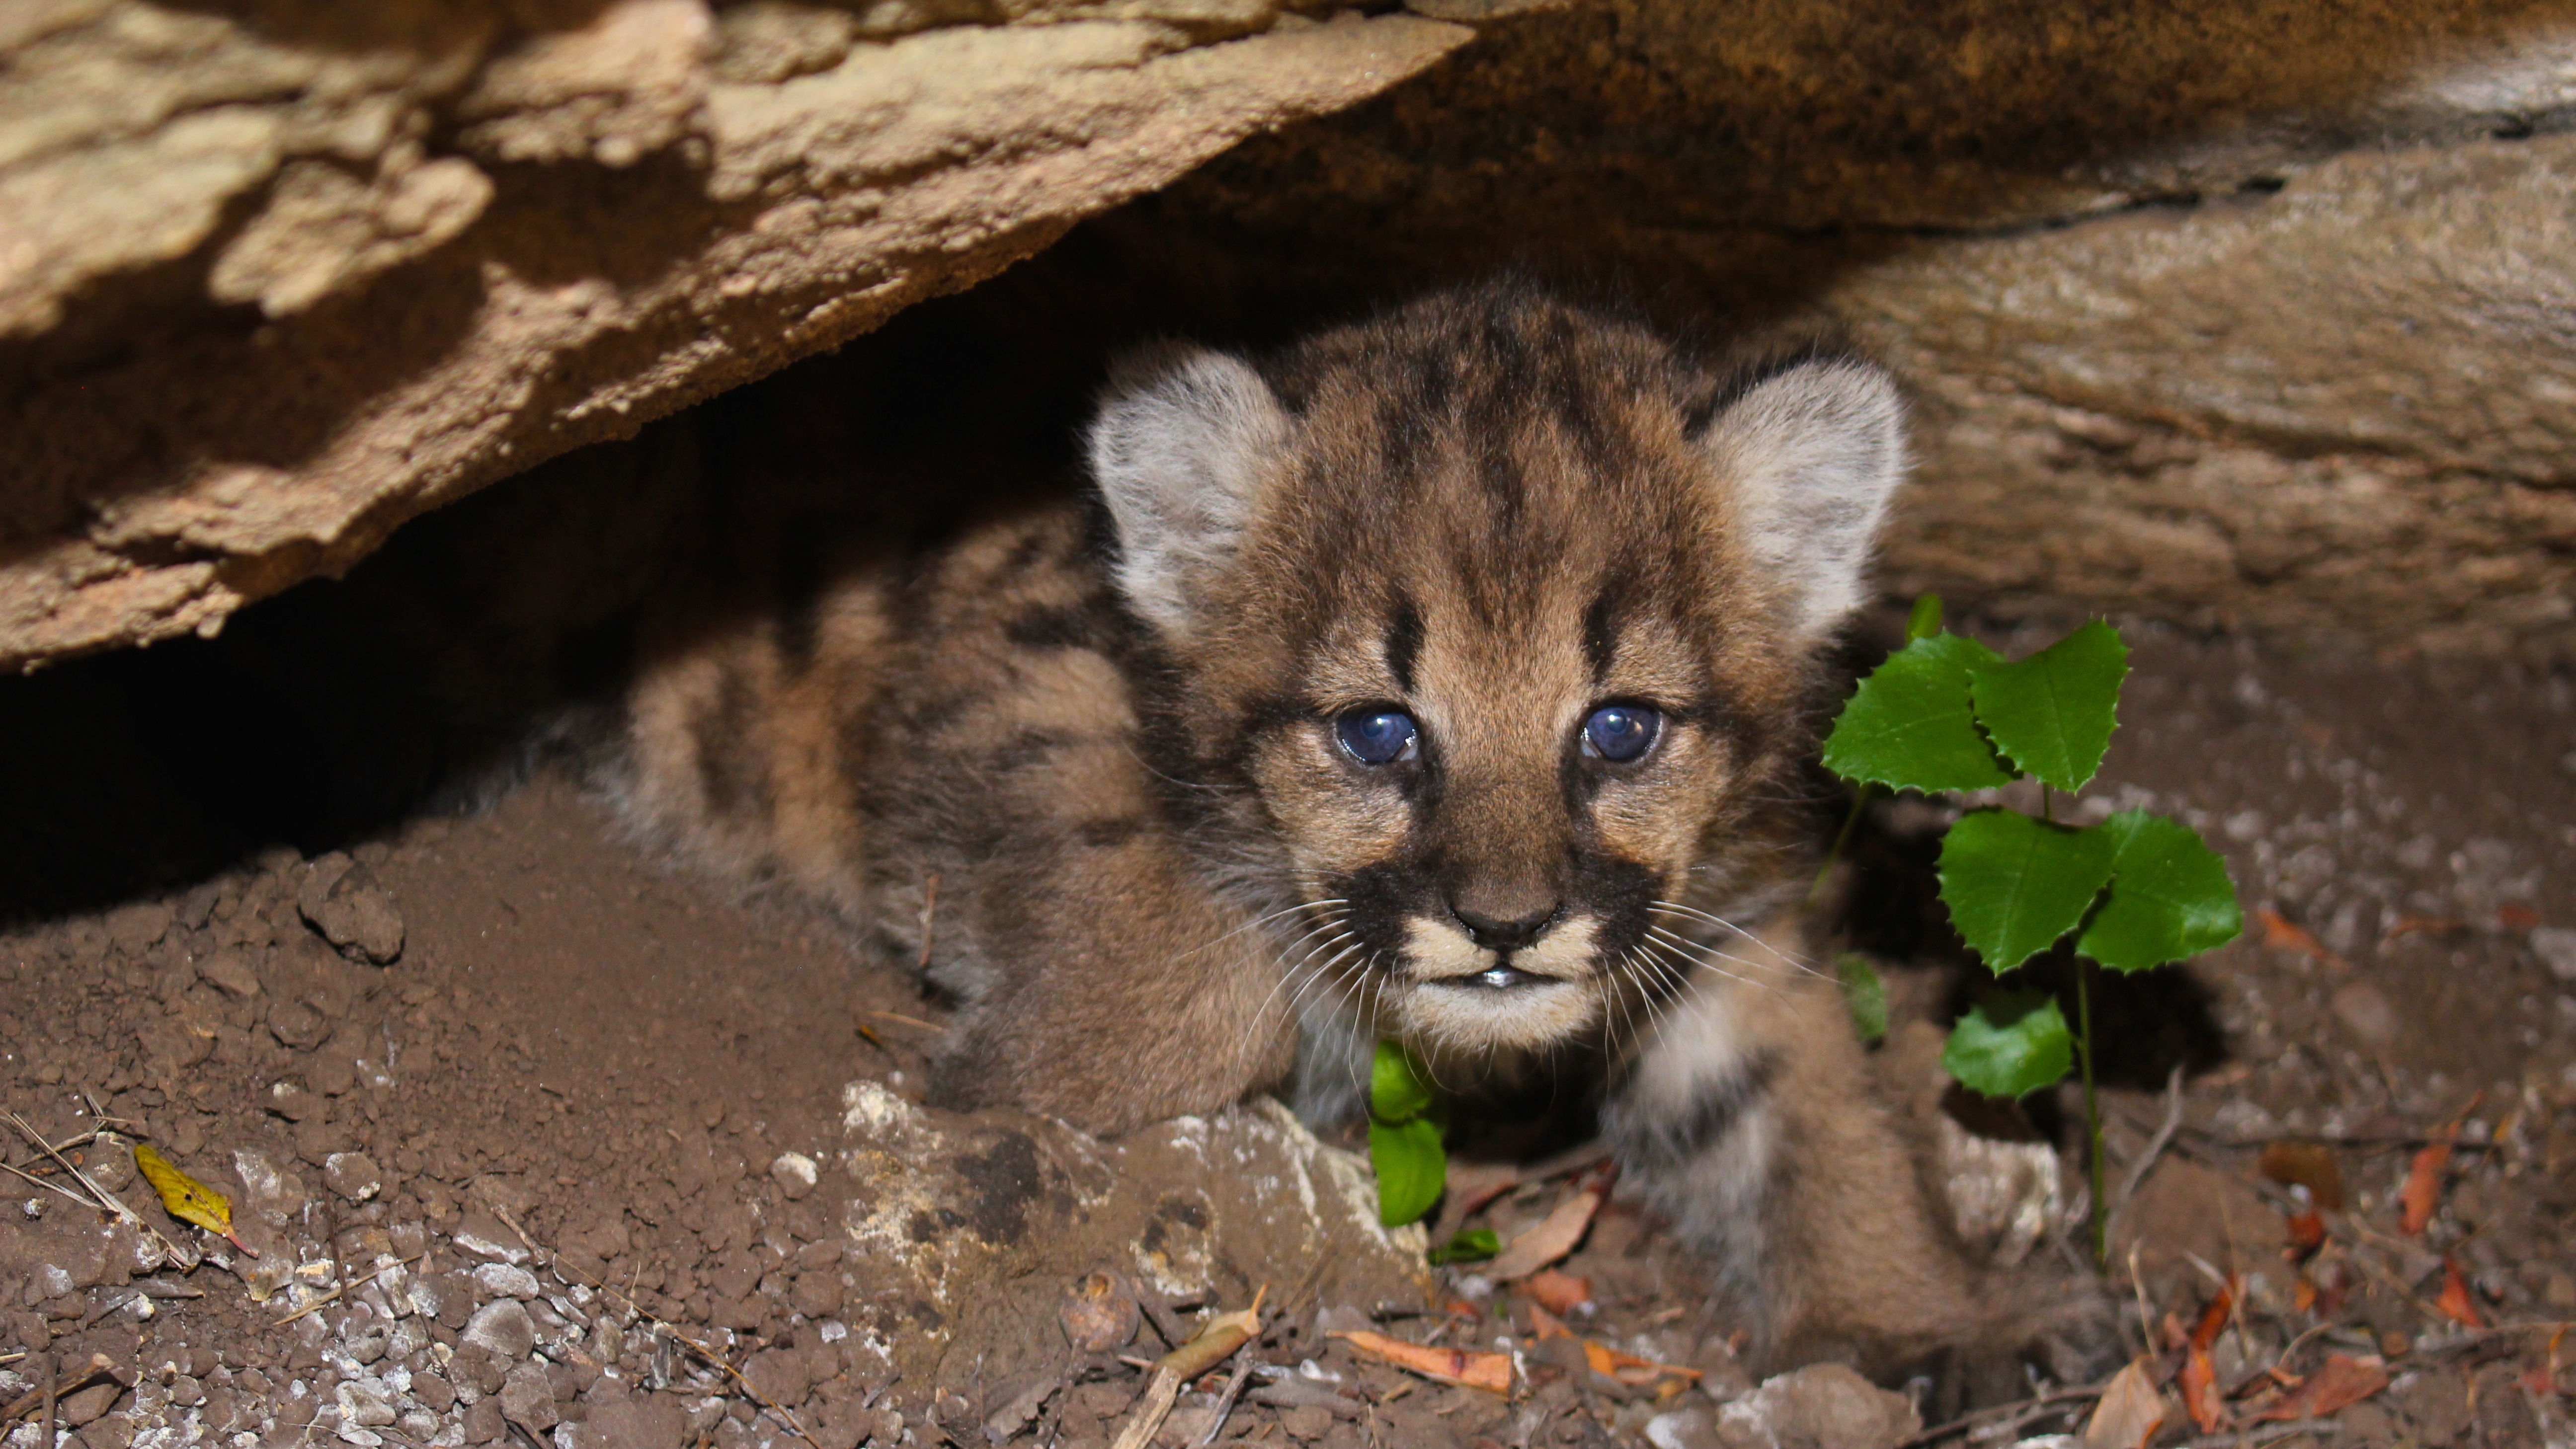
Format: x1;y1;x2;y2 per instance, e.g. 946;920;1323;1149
769;1150;820;1200
2531;926;2576;981
473;1263;541;1300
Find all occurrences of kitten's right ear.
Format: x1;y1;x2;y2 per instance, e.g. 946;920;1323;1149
1086;343;1290;641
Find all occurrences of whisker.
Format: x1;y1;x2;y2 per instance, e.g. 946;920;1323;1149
1642;927;1791;988
1644;905;1823;977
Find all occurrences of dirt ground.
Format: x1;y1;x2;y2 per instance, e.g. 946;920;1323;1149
4;610;2573;1449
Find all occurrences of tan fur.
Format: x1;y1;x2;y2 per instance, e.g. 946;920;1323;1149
609;282;2103;1385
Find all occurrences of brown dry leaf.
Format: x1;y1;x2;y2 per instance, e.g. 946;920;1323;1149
2258;1141;2347;1211
1521;1268;1592;1316
134;1143;254;1255
2188;1276;2240;1354
2400;1139;2452;1236
1580;1339;1700;1388
2286;1210;2327;1253
2256;1354;2390;1422
2435;1257;2486;1329
2180;1348;2224;1434
1487;1190;1601;1280
2084;1358;2168;1449
1330;1331;1513;1394
1526;1303;1573;1341
2258;908;2346;968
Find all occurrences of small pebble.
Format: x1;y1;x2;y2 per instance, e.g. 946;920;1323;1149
463;1299;538;1360
2532;927;2576;982
472;1263;541;1300
325;1152;384;1203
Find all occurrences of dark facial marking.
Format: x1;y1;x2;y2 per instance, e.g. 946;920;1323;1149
1581;580;1626;685
1384;596;1424;695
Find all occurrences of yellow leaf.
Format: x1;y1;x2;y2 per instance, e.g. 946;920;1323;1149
135;1143;251;1253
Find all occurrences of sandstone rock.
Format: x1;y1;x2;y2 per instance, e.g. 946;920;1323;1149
832;1085;1426;1386
0;1;1470;671
1169;0;2576;655
1711;1364;1920;1449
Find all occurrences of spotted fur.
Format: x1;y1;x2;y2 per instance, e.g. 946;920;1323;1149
611;282;2104;1381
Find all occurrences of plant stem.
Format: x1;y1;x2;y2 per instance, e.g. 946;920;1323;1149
1806;784;1875;908
2077;956;2105;1267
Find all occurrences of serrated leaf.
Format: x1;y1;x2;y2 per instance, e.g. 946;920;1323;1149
1836;954;1888;1045
2077;811;2244;973
1966;620;2128;792
1370;1115;1446;1227
1821;632;2015;793
1371;1039;1437;1123
1944;988;2074;1099
1905;594;1945;642
1938;810;2116;972
1428;1228;1501;1266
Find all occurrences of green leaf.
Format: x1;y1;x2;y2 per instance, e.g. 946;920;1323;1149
1836;953;1888;1046
1428;1228;1501;1266
1937;810;2117;972
1821;632;2016;793
2076;811;2244;973
1369;1116;1446;1227
1370;1039;1437;1123
1943;988;2075;1099
1965;620;2128;793
1905;594;1945;642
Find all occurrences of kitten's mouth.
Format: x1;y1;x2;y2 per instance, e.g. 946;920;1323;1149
1437;964;1545;990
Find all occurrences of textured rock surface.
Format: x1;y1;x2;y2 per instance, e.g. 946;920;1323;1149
833;1082;1427;1386
13;0;2576;665
1167;0;2576;653
0;0;1470;671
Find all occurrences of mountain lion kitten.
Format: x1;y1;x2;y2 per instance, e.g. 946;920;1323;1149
613;282;2100;1380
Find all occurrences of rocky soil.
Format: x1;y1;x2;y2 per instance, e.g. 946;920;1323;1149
1;610;2571;1449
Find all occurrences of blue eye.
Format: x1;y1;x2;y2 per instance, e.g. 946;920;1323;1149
1335;709;1419;765
1581;704;1660;763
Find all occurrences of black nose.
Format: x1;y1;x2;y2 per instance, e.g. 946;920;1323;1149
1450;902;1560;952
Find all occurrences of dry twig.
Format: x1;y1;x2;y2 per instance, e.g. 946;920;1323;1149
1198;1358;1259;1447
1111;1287;1266;1449
2187;1418;2331;1447
1898;1382;2108;1447
2113;1065;2188;1225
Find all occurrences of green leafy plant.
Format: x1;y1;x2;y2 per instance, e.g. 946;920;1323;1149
1428;1228;1501;1266
1369;1040;1447;1228
1818;602;2243;1260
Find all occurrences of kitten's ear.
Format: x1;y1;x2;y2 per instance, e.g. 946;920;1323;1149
1086;343;1291;640
1698;356;1909;645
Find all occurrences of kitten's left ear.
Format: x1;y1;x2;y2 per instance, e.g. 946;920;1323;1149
1086;343;1292;641
1697;356;1909;644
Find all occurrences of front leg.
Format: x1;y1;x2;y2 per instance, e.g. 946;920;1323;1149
1601;926;2100;1382
926;825;1299;1137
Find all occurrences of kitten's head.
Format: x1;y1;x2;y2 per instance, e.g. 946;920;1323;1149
1087;284;1905;1059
